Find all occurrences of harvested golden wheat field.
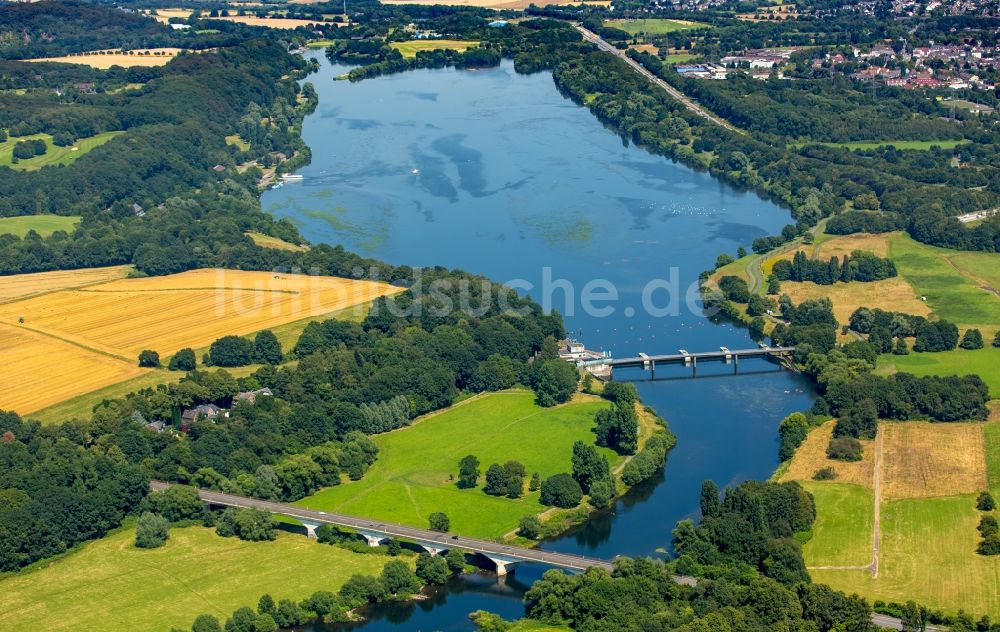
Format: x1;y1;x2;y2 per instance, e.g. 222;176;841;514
0;323;146;414
780;277;931;324
24;49;192;68
0;269;402;358
0;265;129;304
213;16;323;28
0;268;402;414
881;421;988;499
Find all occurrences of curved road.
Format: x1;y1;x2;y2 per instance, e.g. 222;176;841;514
575;25;742;134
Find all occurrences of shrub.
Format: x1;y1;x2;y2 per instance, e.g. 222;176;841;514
977;491;996;511
518;515;542;539
979;515;998;537
138;349;160;367
428;511;450;532
961;328;984;350
215;507;276;541
540;473;583;508
168;347;196;371
813;467;837;481
415;552;450;585
978;535;1000;556
588;479;615;509
135;512;169;548
826;437;863;462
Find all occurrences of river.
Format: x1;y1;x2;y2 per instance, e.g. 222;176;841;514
263;54;816;630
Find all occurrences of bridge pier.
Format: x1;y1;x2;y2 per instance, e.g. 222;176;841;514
483;553;520;576
356;529;390;547
301;521;321;539
417;543;447;556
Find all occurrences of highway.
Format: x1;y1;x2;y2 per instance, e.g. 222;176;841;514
575;25;743;134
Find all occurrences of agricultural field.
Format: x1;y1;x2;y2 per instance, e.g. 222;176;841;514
0;526;392;632
213;16;324;29
0;214;80;238
604;18;712;34
245;231;308;252
297;390;619;539
0;132;124;170
150;7;193;23
390;40;480;59
880;422;987;499
0;268;400;415
877;347;1000;398
780;277;930;326
785;420;1000;617
0;265;129;304
0;323;147;414
23;49;191;68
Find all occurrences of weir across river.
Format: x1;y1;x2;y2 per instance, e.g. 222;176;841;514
571;344;796;379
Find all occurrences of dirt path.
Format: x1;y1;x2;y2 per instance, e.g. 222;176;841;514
872;425;883;578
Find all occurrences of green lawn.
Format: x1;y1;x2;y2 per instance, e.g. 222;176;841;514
297;391;615;540
0;214;80;237
604;18;712;34
390;40;479;59
0;525;392;632
811;495;1000;618
801;482;874;567
876;347;1000;398
664;53;702;65
0;131;124;171
889;233;1000;329
795;139;968;151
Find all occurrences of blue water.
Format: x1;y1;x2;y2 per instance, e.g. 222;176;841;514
267;54;816;630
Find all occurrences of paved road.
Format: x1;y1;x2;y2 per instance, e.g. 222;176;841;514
150;481;621;575
575;25;742;134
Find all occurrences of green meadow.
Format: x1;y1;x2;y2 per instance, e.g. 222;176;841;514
801;482;874;568
297;390;615;539
889;233;1000;329
0;131;124;171
604;18;712;35
0;214;80;238
877;347;1000;398
0;526;391;632
811;495;1000;618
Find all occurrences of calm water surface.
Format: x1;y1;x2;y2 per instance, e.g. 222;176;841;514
266;55;816;630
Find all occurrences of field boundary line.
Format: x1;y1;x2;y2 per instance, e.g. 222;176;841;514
0;269;130;306
0;321;137;365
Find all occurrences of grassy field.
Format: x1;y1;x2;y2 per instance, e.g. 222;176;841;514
811;495;1000;618
801;482;874;567
0;526;392;632
390;40;479;59
0;214;80;238
0;132;124;170
297;391;617;539
246;231;309;251
24;49;190;68
877;347;1000;398
795;139;968;151
888;232;1000;331
604;18;712;34
0;268;399;415
780;277;930;325
787;420;1000;617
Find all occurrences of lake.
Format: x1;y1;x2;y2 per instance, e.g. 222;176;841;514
264;54;816;630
